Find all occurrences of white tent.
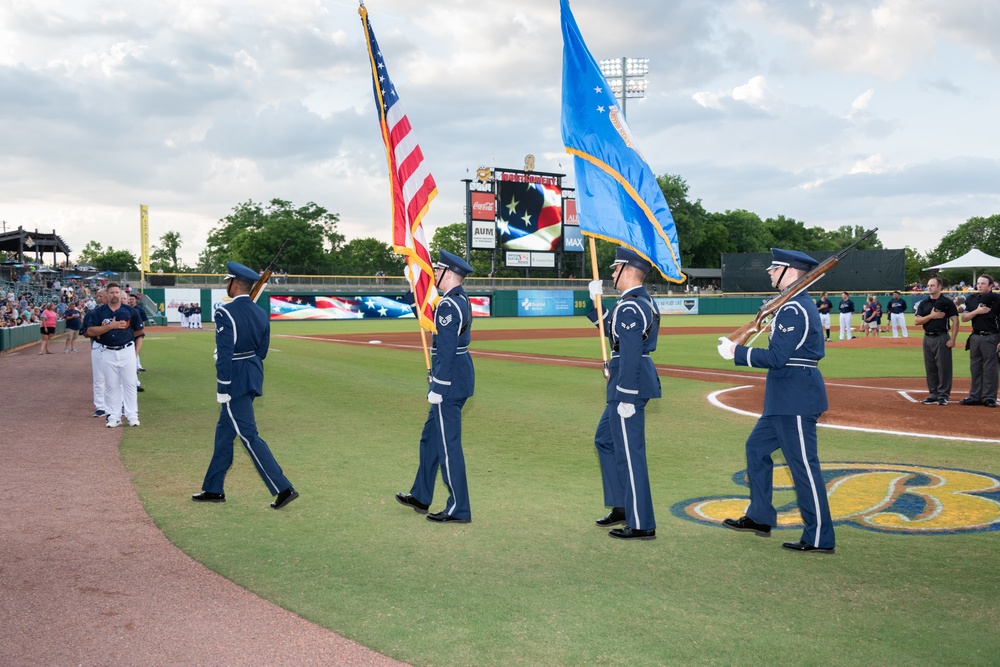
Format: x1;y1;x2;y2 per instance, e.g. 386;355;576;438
924;248;1000;284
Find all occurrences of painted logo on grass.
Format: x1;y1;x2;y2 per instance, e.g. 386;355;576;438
671;463;1000;535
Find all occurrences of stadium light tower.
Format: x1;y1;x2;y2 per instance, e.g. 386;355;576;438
598;57;648;120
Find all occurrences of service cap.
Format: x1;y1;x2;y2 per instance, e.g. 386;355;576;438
435;250;474;277
609;247;653;274
766;248;819;272
225;261;260;283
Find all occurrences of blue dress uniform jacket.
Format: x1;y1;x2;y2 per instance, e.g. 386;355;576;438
202;294;292;497
733;291;835;549
428;287;475;399
589;285;660;531
409;286;475;520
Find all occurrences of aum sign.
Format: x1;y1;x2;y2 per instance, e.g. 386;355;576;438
671;463;1000;535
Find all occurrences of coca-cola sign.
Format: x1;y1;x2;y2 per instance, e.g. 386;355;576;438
470;192;496;221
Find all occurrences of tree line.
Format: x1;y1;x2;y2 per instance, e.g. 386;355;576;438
72;178;1000;287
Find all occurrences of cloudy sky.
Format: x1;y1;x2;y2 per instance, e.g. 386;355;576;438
1;0;998;267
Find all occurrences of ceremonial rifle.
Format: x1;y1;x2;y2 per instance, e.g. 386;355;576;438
727;228;878;345
250;238;290;304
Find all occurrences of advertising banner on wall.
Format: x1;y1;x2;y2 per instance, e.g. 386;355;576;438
471;221;496;250
164;288;202;323
531;253;555;268
517;290;575;317
211;288;233;316
269;295;492;320
470;191;496;221
506;252;531;268
653;297;699;315
562;198;583;253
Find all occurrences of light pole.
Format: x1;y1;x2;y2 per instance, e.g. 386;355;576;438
598;57;648;120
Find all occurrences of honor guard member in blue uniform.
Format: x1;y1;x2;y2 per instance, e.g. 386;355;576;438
395;250;475;523
717;249;836;554
86;283;144;427
193;262;298;509
586;247;661;541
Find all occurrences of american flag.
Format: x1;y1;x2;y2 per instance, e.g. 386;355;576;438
360;3;438;332
497;181;564;252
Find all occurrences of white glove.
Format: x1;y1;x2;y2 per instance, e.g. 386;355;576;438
588;280;603;300
213;348;218;361
427;391;443;405
717;337;736;361
617;402;635;419
217;393;231;404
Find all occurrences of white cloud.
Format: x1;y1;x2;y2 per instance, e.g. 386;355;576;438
0;0;998;265
849;89;875;116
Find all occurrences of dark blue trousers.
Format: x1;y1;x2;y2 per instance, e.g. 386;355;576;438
409;398;470;520
594;399;655;530
744;415;834;549
202;394;291;496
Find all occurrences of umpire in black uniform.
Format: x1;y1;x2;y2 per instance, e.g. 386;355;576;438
193;262;298;509
913;276;960;405
396;251;476;523
587;248;661;541
959;274;999;408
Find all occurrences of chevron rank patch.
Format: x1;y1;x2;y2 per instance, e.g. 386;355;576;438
438;314;453;327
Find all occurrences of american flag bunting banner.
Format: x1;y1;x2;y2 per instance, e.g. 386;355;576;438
560;0;685;283
360;2;439;331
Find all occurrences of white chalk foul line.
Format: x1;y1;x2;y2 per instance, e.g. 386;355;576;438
708;386;1000;444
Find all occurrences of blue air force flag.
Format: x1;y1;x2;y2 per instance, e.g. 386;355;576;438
560;0;685;283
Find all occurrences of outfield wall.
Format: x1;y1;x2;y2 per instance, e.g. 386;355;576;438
139;288;923;323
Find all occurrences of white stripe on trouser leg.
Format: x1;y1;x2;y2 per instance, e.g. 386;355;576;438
437;403;458;516
226;401;279;494
797;416;822;547
619;413;640;530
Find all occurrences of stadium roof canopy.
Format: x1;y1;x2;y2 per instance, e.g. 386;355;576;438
0;227;72;265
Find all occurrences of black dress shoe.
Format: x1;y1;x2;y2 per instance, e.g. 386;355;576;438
722;516;771;537
595;507;626;527
426;511;470;523
271;487;299;509
608;526;656;540
192;491;226;503
395;492;429;514
959;397;981;406
782;540;835;554
136;385;145;392
985;399;997;408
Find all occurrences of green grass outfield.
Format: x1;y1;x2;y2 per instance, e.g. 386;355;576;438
126;316;997;666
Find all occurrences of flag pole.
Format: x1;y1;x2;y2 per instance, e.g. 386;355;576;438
588;236;610;378
405;265;433;379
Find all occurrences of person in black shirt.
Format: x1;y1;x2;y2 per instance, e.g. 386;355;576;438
958;274;999;408
913;276;960;405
